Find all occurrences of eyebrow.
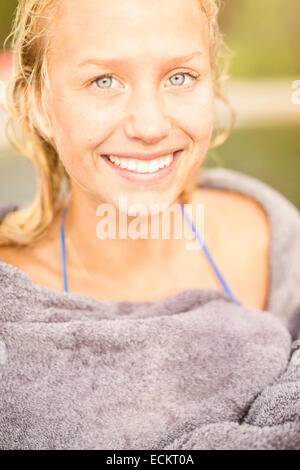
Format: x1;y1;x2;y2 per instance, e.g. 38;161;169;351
76;51;203;68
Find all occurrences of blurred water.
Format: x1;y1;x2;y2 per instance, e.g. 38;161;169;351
0;148;37;207
205;126;300;209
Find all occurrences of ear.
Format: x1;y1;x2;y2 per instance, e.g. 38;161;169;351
28;84;54;141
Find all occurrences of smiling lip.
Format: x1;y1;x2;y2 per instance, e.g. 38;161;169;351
101;149;182;161
100;149;184;184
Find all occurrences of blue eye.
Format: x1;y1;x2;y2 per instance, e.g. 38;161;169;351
94;75;118;89
169;74;186;86
96;77;111;88
91;71;200;91
168;72;200;87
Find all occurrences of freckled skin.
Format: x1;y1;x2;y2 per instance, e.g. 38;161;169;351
41;0;215;212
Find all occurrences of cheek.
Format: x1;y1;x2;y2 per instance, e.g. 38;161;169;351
51;92;118;152
170;79;215;142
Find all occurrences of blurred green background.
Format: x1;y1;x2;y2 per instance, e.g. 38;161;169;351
0;0;299;208
219;0;300;79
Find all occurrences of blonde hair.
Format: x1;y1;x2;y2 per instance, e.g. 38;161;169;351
0;0;235;246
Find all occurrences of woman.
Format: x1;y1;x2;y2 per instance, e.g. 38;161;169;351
0;0;299;450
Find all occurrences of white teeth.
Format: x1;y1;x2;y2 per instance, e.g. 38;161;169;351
165;155;172;166
119;159;128;169
105;153;175;173
148;160;160;173
127;160;137;171
137;161;148;173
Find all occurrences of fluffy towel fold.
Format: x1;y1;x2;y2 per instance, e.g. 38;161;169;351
0;168;300;449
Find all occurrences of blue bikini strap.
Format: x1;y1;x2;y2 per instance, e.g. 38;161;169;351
180;202;243;307
60;205;69;293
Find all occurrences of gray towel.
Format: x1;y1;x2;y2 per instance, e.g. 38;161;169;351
0;168;300;450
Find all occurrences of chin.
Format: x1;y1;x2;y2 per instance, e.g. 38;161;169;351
107;188;177;218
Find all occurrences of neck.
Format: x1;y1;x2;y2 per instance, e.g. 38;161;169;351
62;185;189;278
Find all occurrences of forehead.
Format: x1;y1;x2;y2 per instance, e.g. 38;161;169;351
48;0;209;66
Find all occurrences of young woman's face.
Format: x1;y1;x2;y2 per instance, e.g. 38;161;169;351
45;0;215;213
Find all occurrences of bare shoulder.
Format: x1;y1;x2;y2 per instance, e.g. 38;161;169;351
191;186;270;245
190;187;271;310
0;215;62;289
0;244;28;268
0;242;47;273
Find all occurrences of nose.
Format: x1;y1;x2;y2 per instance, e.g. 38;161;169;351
124;85;172;144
